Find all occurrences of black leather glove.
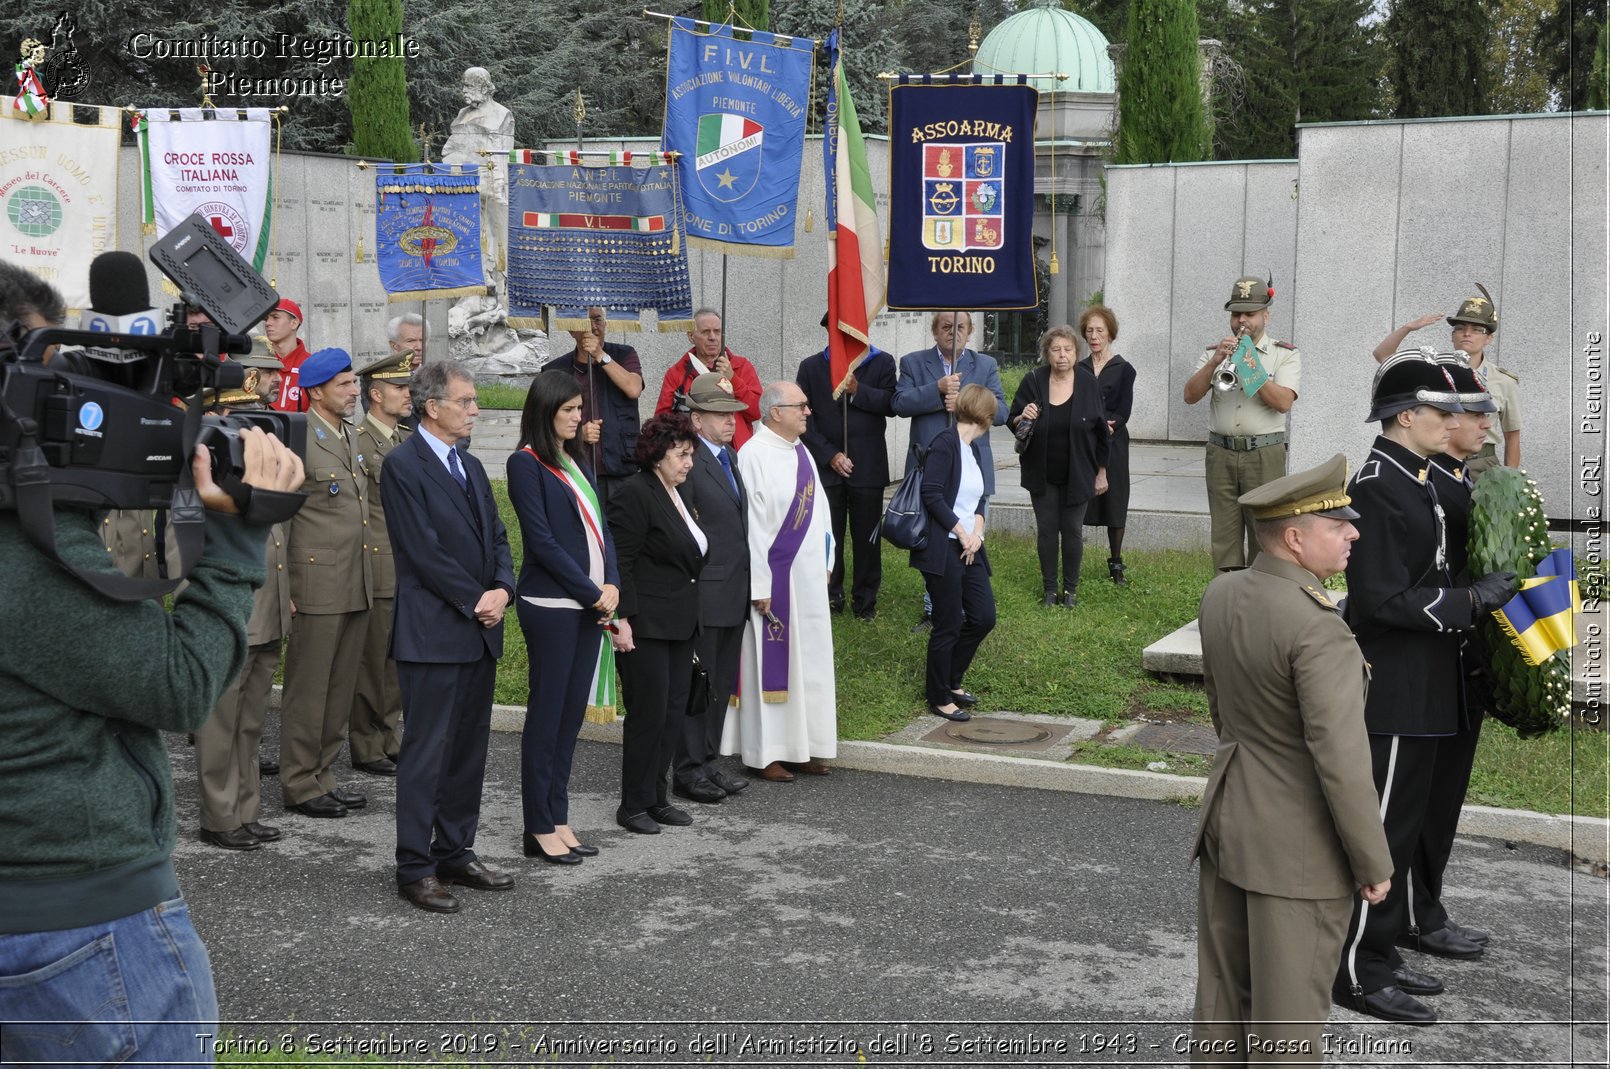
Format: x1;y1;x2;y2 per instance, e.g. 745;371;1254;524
1469;570;1518;615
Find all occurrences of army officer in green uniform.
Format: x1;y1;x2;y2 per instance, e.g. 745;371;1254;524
1189;454;1392;1065
1183;275;1302;571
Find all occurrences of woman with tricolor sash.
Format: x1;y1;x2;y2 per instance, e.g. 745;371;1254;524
508;375;619;865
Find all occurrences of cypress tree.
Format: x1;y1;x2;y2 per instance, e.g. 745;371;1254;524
1387;0;1491;118
1591;23;1610;111
1115;0;1209;163
703;0;769;30
347;0;418;161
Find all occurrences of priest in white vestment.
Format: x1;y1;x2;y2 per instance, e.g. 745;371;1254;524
722;381;838;780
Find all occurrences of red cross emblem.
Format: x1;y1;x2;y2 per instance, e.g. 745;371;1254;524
208;215;234;239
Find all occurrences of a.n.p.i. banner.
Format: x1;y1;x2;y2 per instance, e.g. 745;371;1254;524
373;164;488;302
662;17;814;257
136;108;273;270
0;102;121;310
887;77;1038;310
506;150;693;331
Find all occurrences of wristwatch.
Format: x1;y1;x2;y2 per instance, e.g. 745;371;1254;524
596;352;612;365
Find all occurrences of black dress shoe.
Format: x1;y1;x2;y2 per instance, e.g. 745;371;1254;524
289;793;348;818
567;842;600;857
949;689;979;707
1391;963;1445;995
353;757;398;776
199;827;262;851
398;875;459;914
1341;985;1438;1025
438;860;515;891
929;703;971;722
829;596;846;614
242;821;282;842
1447;920;1490;945
710;770;750;794
258;759;279;776
854;608;877;621
1397;925;1484;959
616;808;661;834
647;804;693;826
523;833;583;864
329;787;367;809
1041;590;1058;607
911;613;933;633
673;780;726;804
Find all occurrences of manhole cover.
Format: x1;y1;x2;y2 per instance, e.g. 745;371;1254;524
949;720;1052;745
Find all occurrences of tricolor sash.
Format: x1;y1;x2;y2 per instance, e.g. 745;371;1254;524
519;447;617;721
760;444;816;702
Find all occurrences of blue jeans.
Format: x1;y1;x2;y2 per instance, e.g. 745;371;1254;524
0;896;218;1066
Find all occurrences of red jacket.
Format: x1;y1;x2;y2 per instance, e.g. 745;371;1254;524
271;340;312;413
654;349;763;447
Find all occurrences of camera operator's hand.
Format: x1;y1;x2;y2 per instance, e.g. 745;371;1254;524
194;427;304;515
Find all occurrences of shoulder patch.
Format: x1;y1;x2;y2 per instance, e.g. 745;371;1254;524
1304;585;1338;610
1352;459;1381;484
1497;366;1520;383
1275;340;1296;350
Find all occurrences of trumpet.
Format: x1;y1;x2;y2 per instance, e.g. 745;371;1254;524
1212;326;1251;393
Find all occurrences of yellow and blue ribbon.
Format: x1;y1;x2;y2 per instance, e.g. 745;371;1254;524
1491;548;1581;667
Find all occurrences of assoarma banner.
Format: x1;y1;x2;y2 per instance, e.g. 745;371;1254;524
661;17;814;257
887;78;1038;310
506;150;693;332
0;104;120;310
373;164;488;302
137;108;273;271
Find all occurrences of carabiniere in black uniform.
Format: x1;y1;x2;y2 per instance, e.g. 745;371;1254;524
1332;352;1515;1025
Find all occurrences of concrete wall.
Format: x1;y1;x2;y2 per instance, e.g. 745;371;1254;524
1101;112;1609;520
1102;159;1300;443
1289;114;1608;517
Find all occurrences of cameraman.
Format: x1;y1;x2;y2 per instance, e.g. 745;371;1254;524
0;266;306;1063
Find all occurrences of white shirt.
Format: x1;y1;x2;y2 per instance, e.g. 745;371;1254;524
949;441;984;539
417;428;464;480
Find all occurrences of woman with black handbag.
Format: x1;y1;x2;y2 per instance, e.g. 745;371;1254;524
913;385;1000;722
605;413;709;835
1009;325;1110;607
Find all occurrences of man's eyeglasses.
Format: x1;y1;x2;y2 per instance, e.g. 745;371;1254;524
437;395;478;408
772;402;810;411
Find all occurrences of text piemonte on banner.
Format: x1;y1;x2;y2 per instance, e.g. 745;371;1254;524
887;77;1038;311
662;17;815;258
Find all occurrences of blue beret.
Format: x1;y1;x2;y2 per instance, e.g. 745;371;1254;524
299;347;352;390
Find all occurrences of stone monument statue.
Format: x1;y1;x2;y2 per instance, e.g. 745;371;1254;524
440;66;543;374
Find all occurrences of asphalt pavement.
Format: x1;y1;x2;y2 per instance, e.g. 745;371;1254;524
167;720;1608;1067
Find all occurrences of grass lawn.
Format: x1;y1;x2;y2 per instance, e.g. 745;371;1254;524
487;479;1608;819
475;382;528;411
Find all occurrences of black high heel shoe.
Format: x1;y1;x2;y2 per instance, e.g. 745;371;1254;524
565;842;600;857
523;833;582;865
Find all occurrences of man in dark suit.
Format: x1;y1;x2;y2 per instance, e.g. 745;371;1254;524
380;360;516;914
892;311;1007;630
797;316;896;621
673;373;755;800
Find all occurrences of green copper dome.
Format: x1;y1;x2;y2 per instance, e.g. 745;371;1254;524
973;2;1116;95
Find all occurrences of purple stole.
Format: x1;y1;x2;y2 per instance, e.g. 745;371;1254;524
761;442;816;702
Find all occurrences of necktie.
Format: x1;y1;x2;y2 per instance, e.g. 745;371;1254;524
717;449;739;497
447;446;468;490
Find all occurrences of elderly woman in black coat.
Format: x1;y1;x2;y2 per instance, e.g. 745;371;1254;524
1009;325;1110;607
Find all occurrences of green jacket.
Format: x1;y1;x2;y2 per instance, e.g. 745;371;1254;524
0;507;265;933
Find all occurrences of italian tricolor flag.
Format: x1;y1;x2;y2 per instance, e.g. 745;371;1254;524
824;31;884;393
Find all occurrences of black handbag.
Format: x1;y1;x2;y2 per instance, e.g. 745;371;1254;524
879;444;928;550
685;653;712;717
1012;416;1036;455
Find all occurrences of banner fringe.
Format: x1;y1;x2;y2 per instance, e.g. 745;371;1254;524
385;285;487;303
688;236;797;259
583;704;617;724
656;319;696;333
506;316;547;330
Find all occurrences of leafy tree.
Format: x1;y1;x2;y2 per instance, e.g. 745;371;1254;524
1386;0;1492;118
346;0;417;160
1537;0;1607;110
1487;0;1559;114
1114;0;1209;162
703;0;769;30
1591;19;1610;110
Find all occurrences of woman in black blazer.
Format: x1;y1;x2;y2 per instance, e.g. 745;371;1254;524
912;385;999;723
1009;325;1110;607
509;374;620;865
1077;305;1137;585
605;413;709;835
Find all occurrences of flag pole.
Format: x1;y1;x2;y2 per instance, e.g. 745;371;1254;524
572;89;602;477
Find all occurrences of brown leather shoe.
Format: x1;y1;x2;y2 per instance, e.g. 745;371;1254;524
752;761;795;782
438;860;514;892
398;875;460;913
785;759;831;776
